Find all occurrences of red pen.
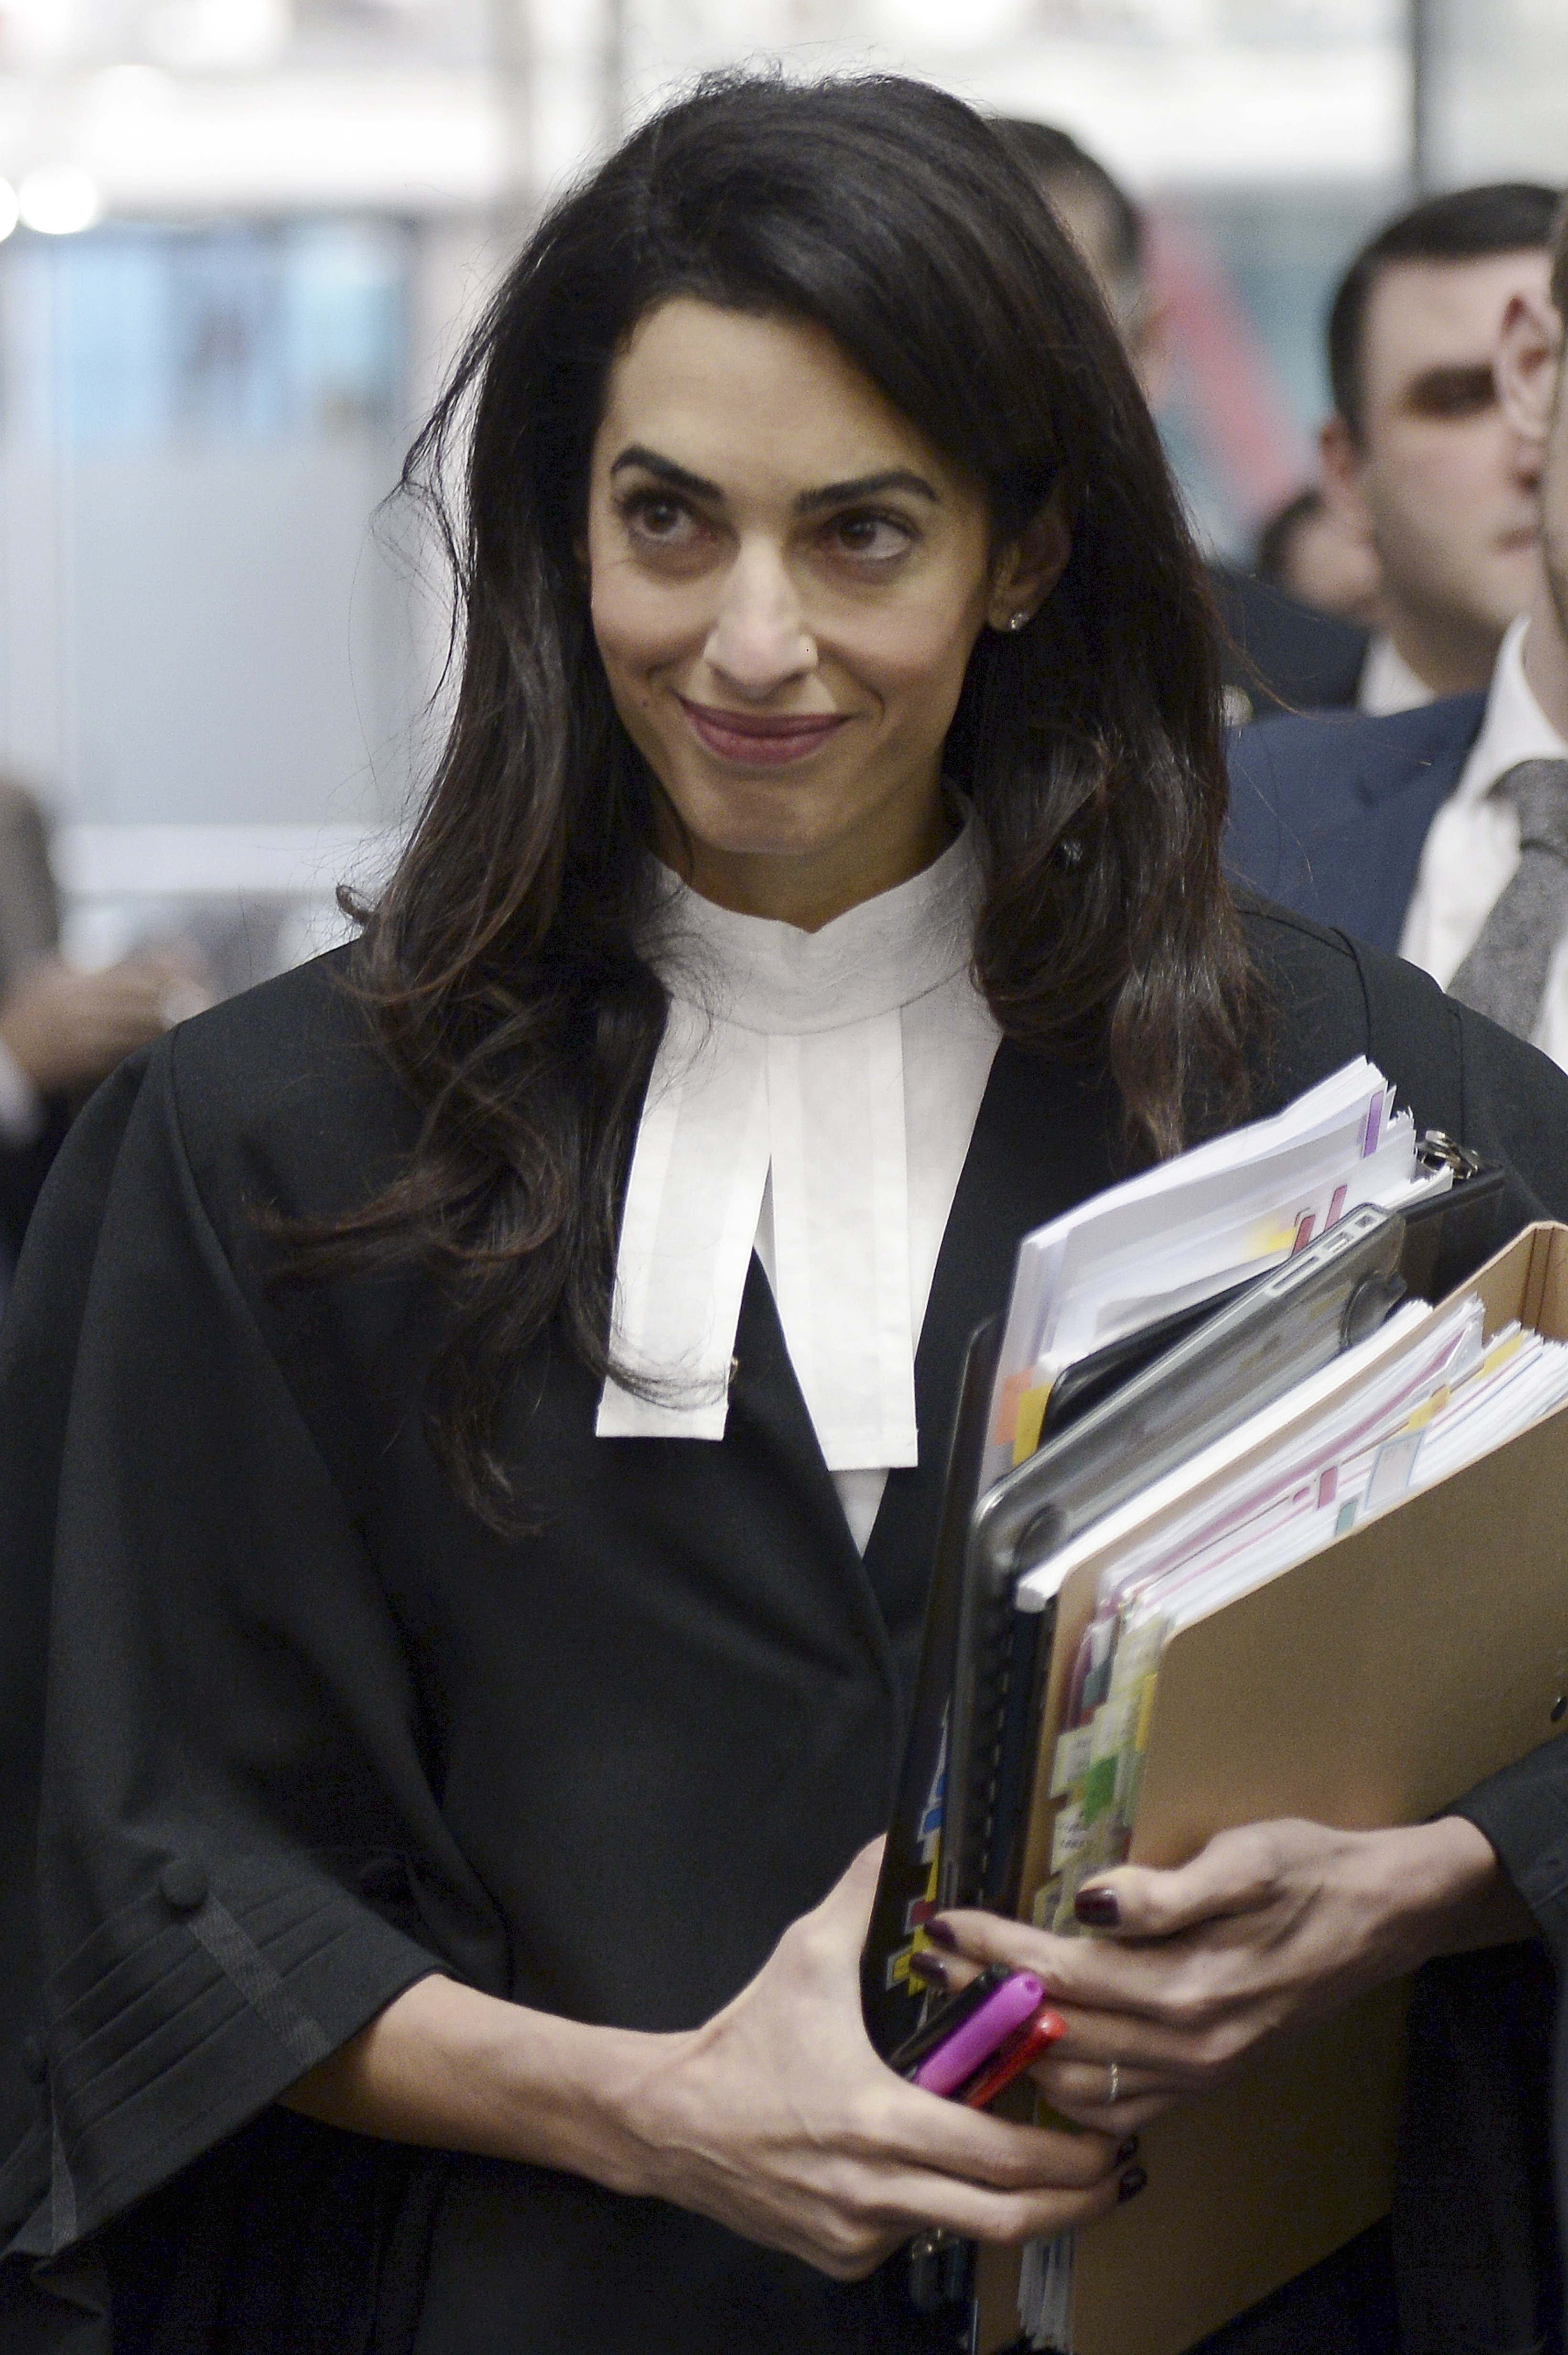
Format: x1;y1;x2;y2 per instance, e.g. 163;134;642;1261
959;2008;1067;2108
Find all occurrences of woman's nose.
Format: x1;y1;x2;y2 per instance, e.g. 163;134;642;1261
704;546;815;698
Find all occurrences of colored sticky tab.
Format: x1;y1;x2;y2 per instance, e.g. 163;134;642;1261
992;1368;1028;1447
1051;1724;1092;1796
1089;1700;1121;1764
1012;1382;1053;1466
1365;1429;1423;1512
1134;1671;1159;1755
1051;1800;1088;1872
1081;1754;1117;1824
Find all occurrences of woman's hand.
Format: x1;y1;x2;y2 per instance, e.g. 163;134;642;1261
925;1814;1534;2138
606;1842;1128;2276
288;1842;1132;2283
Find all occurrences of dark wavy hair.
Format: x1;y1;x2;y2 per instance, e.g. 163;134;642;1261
307;71;1254;1523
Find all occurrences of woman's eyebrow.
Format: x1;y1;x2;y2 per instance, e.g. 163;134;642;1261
795;469;940;513
607;447;941;513
609;445;724;499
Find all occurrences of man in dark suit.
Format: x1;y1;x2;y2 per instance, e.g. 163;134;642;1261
1226;691;1485;958
993;119;1371;720
1228;209;1568;1066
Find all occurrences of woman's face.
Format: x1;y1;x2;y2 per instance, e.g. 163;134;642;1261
585;297;1064;926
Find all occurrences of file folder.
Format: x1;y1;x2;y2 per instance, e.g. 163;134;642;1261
975;1220;1568;2355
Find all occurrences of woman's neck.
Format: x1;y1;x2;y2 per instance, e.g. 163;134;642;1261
649;788;959;933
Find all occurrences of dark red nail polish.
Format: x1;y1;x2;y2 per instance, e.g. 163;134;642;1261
1115;2135;1139;2165
908;1949;950;1990
1117;2165;1147;2203
924;1918;958;1950
1075;1885;1121;1928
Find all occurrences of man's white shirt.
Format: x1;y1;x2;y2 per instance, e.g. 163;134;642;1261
1357;633;1435;717
1399;615;1568;1069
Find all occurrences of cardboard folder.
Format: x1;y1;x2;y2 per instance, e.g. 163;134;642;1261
976;1221;1568;2355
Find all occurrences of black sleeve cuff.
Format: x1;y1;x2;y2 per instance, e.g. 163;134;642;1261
9;1844;438;2258
1448;1734;1568;1959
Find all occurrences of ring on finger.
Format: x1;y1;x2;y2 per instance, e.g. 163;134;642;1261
1105;2060;1121;2106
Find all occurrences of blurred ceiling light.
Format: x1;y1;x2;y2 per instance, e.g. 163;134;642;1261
141;0;292;72
18;167;104;236
0;184;19;243
0;0;87;72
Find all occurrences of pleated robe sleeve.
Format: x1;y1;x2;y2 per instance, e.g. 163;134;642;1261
0;1036;446;2273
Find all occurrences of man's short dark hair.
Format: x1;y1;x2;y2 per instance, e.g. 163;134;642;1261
1254;487;1324;587
1329;183;1559;443
992;119;1143;289
1550;195;1568;324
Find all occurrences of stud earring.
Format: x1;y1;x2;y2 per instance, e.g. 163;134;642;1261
1008;611;1029;632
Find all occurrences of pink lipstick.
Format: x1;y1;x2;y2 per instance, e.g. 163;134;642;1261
678;697;847;767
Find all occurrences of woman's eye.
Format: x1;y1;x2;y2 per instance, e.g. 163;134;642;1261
631;497;682;534
623;493;700;547
829;511;913;564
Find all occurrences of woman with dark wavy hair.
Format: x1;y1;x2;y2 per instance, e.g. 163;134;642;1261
4;70;1567;2355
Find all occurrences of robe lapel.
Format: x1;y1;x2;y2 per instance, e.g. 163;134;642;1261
861;1043;1120;1685
726;1255;901;1698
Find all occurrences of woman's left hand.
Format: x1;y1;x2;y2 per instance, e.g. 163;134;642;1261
929;1814;1532;2135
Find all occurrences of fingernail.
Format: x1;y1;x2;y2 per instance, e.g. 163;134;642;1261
1118;2165;1147;2203
1075;1885;1121;1928
924;1918;958;1950
1115;2135;1140;2165
908;1949;951;1990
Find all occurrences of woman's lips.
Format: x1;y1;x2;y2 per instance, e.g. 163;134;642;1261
678;697;848;767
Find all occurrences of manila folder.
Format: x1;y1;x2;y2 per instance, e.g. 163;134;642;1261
979;1219;1568;2355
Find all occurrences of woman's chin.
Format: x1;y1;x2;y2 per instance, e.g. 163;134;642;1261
662;777;849;866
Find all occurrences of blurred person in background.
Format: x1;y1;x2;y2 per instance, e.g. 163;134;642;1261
1230;197;1568;1078
990;120;1164;395
1320;184;1558;715
995;119;1371;720
0;778;206;1298
1254;486;1384;631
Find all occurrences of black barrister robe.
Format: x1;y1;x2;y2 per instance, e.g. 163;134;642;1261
4;898;1568;2355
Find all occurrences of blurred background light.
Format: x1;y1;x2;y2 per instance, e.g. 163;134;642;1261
18;165;104;235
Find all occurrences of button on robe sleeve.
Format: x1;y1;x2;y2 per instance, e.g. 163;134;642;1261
0;1040;445;2264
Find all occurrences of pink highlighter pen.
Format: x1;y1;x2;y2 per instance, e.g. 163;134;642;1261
909;1972;1045;2099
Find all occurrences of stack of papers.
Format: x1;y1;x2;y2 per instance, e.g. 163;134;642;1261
982;1060;1450;1490
1019;1292;1568;1935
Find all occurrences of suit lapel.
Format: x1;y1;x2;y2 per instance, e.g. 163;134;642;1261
860;1042;1119;1685
1339;713;1481;954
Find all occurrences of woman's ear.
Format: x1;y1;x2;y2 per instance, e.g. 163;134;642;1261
1497;288;1561;446
987;482;1072;633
